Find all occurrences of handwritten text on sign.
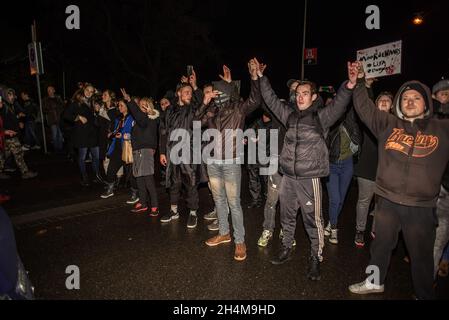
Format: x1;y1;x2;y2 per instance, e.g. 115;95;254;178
357;40;402;78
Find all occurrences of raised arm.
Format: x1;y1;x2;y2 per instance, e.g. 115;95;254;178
351;62;393;138
317;62;356;129
252;58;292;126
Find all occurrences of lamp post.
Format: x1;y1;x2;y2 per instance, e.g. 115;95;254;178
301;0;308;80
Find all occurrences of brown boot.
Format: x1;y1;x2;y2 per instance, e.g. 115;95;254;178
234;243;247;261
206;234;231;247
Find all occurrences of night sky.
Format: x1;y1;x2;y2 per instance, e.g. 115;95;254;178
1;0;448;100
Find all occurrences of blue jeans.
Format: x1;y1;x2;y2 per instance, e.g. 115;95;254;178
78;147;100;177
207;162;245;244
50;124;64;152
326;157;354;228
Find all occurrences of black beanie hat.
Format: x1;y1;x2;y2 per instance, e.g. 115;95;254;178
400;83;429;110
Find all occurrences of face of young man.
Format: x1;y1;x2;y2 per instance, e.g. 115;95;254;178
178;86;193;106
401;89;426;120
295;84;317;111
377;96;393;112
435;89;449;105
47;86;56;97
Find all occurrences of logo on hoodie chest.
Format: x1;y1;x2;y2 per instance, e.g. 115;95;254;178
385;128;439;158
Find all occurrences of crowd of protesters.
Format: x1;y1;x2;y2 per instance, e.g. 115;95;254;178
1;58;449;300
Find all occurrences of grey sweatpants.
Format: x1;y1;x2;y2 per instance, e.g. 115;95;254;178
279;175;325;261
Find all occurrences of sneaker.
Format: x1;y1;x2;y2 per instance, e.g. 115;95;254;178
324;222;332;237
354;231;365;248
187;213;198;229
307;256;321;281
126;191;139;205
349;279;385;295
257;230;273;247
100;184;114;199
207;219;219;231
329;229;338;245
22;145;30;151
279;229;297;247
204;209;218;221
149;208;159;217
130;203;148;213
234;243;247;261
22;171;38;179
160;210;179;223
271;246;293;265
31;145;41;150
206;234;232;247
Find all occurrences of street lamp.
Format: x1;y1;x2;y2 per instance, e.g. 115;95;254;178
412;12;424;25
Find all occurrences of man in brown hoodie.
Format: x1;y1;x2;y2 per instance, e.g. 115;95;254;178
348;62;449;299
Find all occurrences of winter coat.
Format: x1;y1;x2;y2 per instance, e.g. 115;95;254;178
63;101;99;148
260;76;353;179
353;79;449;207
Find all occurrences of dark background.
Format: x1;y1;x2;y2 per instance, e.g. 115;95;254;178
1;0;448;100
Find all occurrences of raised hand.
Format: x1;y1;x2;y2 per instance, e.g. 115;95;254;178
203;90;220;106
160;154;167;167
219;65;232;83
120;88;131;102
189;69;198;91
252;58;266;78
347;62;360;89
248;59;258;80
181;75;189;84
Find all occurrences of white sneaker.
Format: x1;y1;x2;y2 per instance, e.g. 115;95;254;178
324;222;332;237
22;145;30;151
349;279;384;295
329;229;338;245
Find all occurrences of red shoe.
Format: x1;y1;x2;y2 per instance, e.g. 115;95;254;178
131;203;148;213
0;194;10;203
149;208;159;217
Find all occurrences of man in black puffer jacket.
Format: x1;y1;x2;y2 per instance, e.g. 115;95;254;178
255;59;355;281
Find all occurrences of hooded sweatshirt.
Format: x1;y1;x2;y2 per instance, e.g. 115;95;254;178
353;79;449;207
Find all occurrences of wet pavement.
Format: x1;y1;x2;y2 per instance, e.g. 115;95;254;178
3;152;449;300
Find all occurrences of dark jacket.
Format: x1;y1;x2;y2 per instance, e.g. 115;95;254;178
195;79;261;160
22;99;39;122
127;101;159;151
0;102;21;136
353;79;449;207
327;107;361;163
159;89;203;156
353;125;378;181
63;101;99;148
260;76;353;179
43;96;64;126
433;100;449;191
